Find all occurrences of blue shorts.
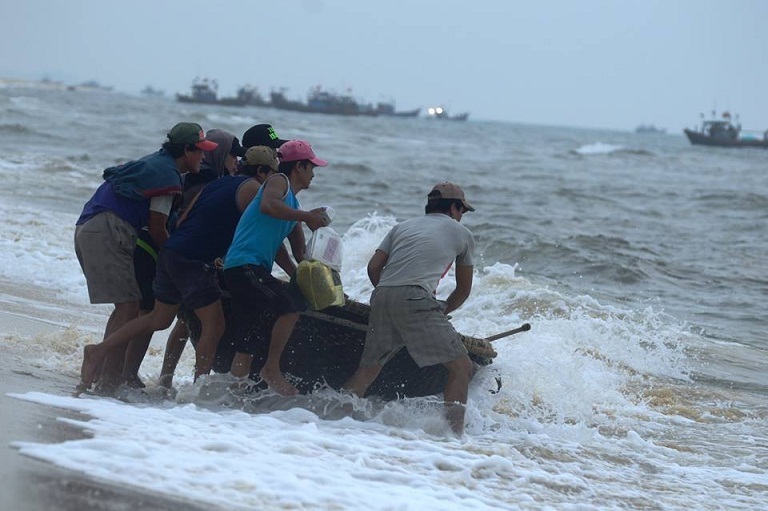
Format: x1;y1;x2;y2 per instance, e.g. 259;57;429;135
152;247;222;310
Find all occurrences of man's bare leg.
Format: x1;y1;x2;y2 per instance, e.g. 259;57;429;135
442;356;473;435
342;365;382;399
191;301;225;380
78;301;139;394
259;313;300;395
79;302;177;393
159;319;189;388
229;352;254;378
121;309;154;388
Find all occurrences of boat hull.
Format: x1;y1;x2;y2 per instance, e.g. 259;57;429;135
182;297;495;400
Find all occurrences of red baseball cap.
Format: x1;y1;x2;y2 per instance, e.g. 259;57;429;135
277;140;328;167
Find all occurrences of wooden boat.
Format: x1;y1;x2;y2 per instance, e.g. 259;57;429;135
684;111;768;148
181;295;509;401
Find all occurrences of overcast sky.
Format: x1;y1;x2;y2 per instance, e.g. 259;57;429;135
3;0;767;132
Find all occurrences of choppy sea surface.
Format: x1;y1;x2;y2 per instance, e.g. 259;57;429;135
1;80;767;510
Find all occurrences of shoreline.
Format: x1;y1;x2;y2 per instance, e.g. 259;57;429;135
0;310;212;511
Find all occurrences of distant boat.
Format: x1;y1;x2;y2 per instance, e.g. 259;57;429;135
426;106;469;121
305;87;377;116
683;111;768;148
269;88;310;112
176;78;255;107
67;80;113;92
140;85;164;97
228;85;268;107
635;124;666;134
176;78;219;105
374;101;420;117
269;86;378;116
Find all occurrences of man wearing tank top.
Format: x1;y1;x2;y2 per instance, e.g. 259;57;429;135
223;139;330;396
343;182;477;435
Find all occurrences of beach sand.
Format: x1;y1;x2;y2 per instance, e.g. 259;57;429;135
0;310;211;511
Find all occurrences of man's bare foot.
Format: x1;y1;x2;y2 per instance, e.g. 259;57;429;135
259;366;298;396
78;344;103;393
124;374;146;389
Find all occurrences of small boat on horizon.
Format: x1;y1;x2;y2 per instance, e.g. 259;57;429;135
427;106;469;121
683;111;768;148
635;124;666;134
176;78;261;107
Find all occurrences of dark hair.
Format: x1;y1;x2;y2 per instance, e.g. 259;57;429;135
162;142;200;158
425;196;463;214
277;159;310;177
238;164;272;178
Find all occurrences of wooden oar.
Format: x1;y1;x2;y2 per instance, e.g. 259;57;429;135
485;323;531;342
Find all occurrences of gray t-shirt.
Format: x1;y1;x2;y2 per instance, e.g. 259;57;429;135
376;213;475;293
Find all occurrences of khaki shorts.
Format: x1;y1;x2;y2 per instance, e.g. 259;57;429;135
74;211;141;304
359;285;468;368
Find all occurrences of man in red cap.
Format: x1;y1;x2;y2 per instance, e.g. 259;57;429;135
75;122;216;394
343;182;476;435
223;139;330;395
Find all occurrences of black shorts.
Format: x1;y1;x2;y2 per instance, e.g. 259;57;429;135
153;247;222;310
223;264;306;355
223;264;306;315
133;230;158;311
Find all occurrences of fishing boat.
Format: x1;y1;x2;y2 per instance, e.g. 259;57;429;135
220;85;268;107
427;106;469;121
140;85;164;97
269;86;378;116
635;124;666;134
181;293;525;401
176;78;219;105
374;101;421;118
175;78;251;107
269;88;310;112
683;111;768;148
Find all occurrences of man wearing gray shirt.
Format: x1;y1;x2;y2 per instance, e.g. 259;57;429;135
344;182;476;435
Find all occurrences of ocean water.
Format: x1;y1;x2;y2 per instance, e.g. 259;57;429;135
1;80;767;510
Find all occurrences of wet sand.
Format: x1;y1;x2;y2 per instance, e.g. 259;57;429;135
0;311;212;511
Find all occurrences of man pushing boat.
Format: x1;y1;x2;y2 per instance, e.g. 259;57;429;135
343;182;477;435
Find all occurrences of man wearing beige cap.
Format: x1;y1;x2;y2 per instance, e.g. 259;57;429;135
343;182;476;435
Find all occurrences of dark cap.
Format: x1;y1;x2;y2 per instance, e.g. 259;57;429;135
230;136;246;157
242;124;288;149
167;122;218;151
428;182;475;212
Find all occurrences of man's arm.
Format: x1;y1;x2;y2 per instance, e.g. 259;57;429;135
235;179;261;212
367;249;389;287
147;211;170;247
444;265;473;314
273;223;305;277
260;177;327;231
274;244;296;276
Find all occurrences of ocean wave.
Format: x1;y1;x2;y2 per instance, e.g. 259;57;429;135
571;142;654;156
